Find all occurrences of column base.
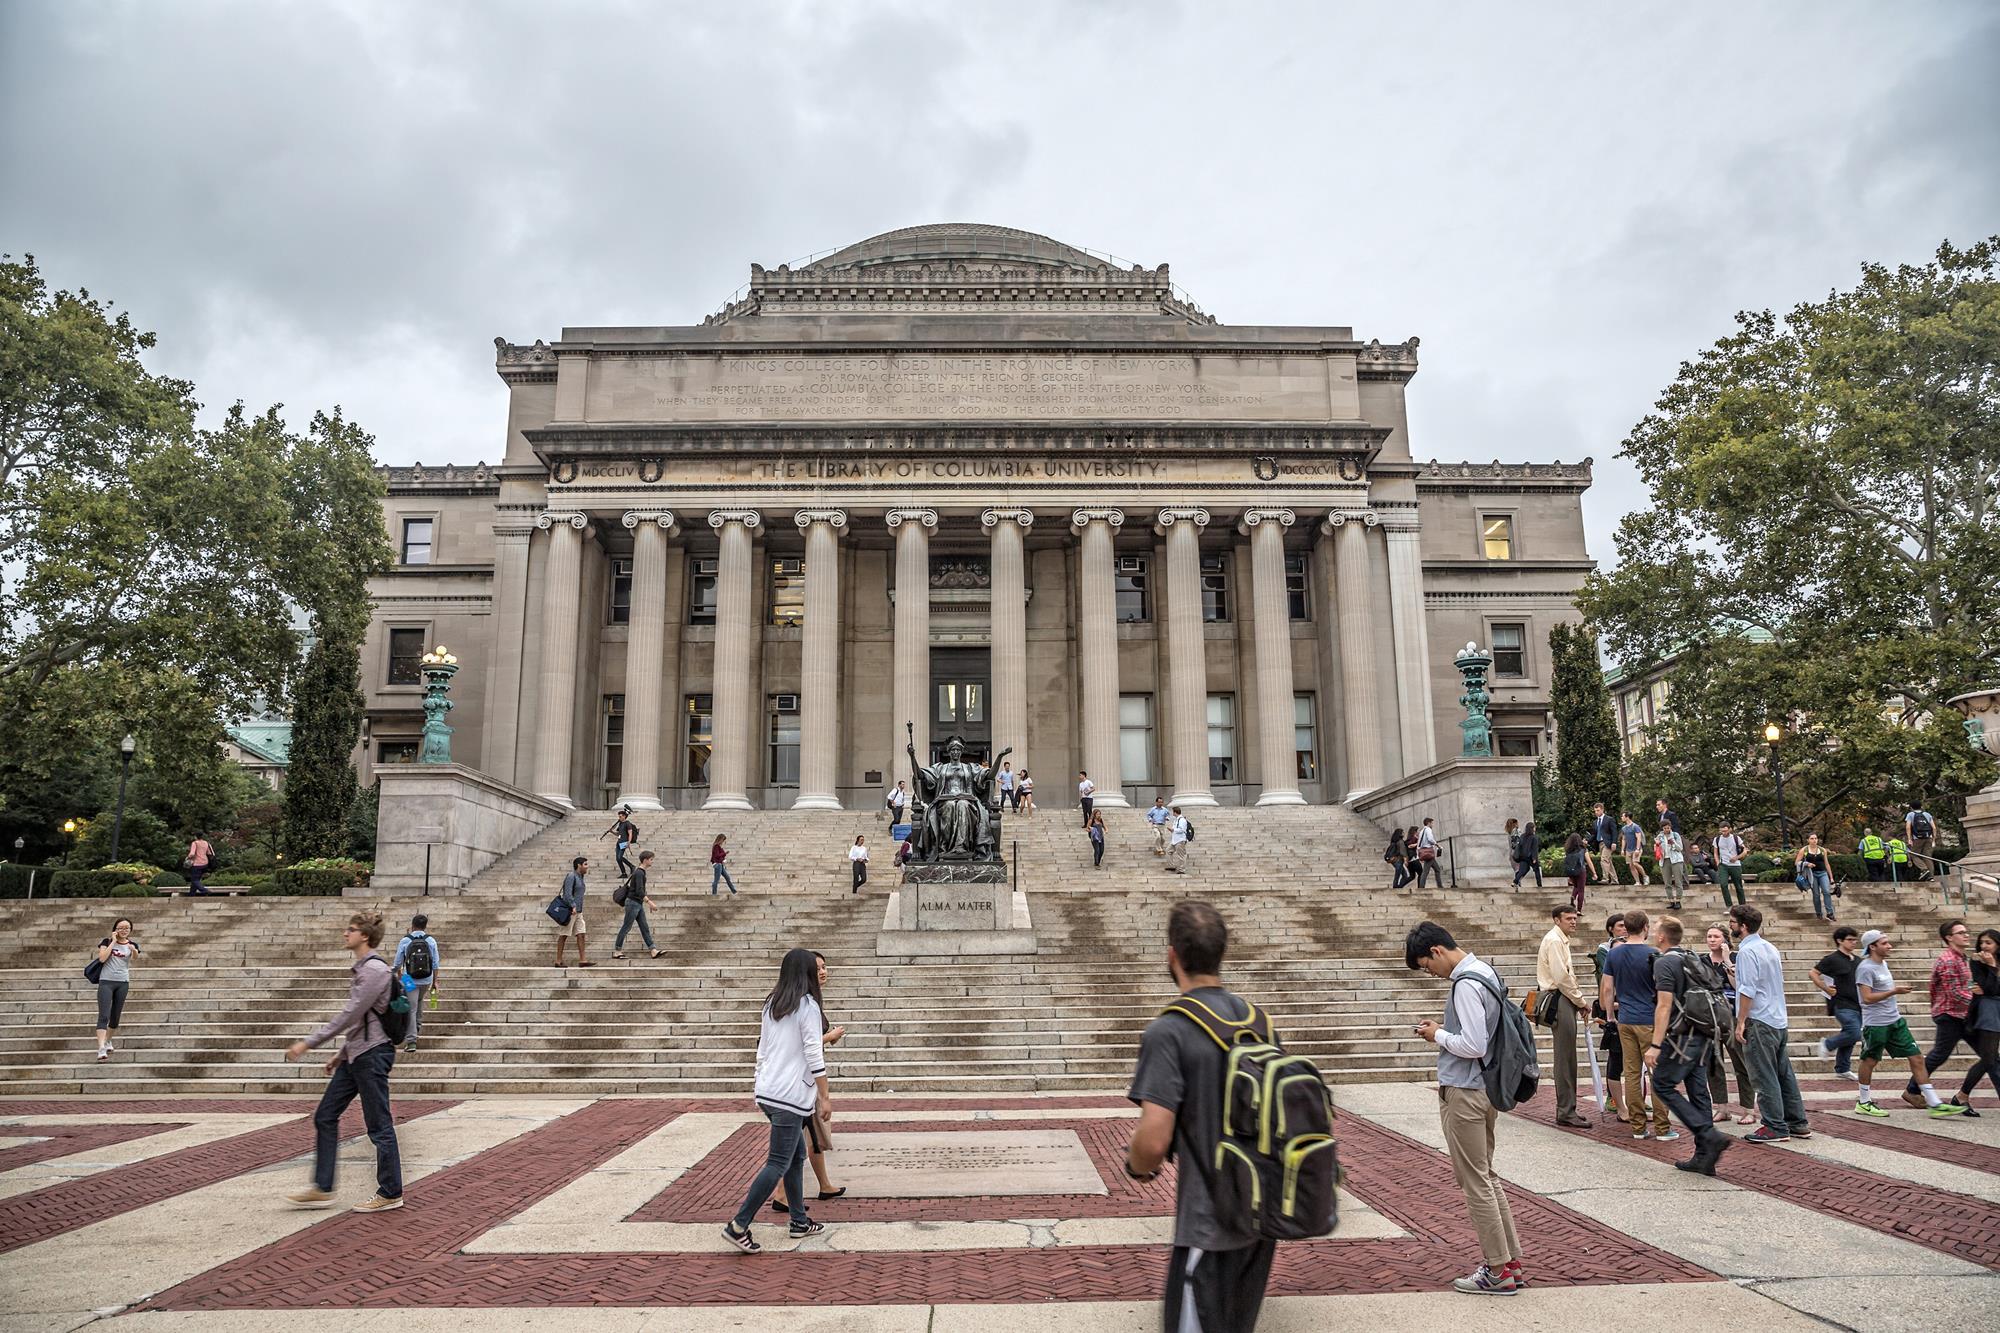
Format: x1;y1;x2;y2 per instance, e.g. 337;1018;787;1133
1092;794;1131;809
791;794;843;811
1256;789;1307;807
701;793;754;811
1170;792;1219;807
615;795;665;812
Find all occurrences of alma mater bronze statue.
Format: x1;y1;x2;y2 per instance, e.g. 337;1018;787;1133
904;720;1010;863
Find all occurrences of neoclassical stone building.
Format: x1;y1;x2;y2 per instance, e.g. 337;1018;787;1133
363;224;1593;811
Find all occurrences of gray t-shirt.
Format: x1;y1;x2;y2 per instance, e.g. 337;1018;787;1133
98;939;139;983
1127;986;1264;1252
1857;957;1900;1026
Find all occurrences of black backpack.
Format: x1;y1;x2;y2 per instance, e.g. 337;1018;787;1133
1452;972;1541;1111
1911;811;1935;839
1183;819;1195;843
1164;995;1340;1241
401;932;434;982
1668;948;1734;1040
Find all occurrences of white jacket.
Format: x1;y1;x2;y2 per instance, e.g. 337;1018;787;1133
752;994;828;1116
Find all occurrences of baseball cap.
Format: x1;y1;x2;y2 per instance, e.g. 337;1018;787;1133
1860;929;1888;952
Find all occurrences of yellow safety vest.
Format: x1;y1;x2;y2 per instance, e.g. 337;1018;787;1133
1860;834;1885;859
1887;839;1910;863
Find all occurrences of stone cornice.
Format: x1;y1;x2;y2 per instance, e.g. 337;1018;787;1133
794;508;850;530
884;508;938;531
524;424;1391;457
377;461;500;494
1354;338;1420;382
980;507;1035;529
1417;459;1594;493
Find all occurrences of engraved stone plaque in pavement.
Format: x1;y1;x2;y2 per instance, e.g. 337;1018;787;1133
836;1129;1107;1197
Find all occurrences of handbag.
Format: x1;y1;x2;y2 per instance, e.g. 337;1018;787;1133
1973;993;2000;1035
1524;988;1560;1026
545;895;573;926
1417;844;1437;862
83;956;105;984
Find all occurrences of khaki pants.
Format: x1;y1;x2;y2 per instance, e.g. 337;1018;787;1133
1439;1086;1521;1267
1167;841;1189;873
1594;845;1618;883
1153;822;1168;855
1619;1023;1670;1133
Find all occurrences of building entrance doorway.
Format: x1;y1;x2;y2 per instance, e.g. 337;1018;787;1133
929;647;992;763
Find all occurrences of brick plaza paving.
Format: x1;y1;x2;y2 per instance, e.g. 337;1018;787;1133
1;1079;1993;1332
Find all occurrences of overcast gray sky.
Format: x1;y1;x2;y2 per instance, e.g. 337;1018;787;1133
4;0;1995;564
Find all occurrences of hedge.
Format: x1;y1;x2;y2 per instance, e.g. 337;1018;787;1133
0;863;59;898
153;871;187;887
286;858;372;887
46;869;140;897
264;868;349;896
111;882;157;898
98;862;166;886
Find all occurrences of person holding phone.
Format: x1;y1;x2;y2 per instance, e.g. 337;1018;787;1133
93;918;140;1062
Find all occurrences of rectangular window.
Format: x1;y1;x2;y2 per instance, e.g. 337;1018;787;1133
387;628;424;685
769;557;806;627
935;681;985;726
375;740;419;764
684;693;713;786
768;696;800;785
1119;694;1155;783
1115;556;1150;623
1294;694;1318;781
1649;679;1670;718
1200;552;1229;622
1491;623;1526;678
1481;514;1514;560
609;558;632;625
1498;734;1539;757
400;518;433;565
602;694;625;785
1285;552;1310;621
688;557;719;625
1207;694;1236;784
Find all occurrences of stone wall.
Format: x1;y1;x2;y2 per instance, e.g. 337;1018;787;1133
370;763;569;894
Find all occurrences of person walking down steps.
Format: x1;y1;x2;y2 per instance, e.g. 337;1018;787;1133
711;834;738;895
613;851;663;959
602;806;639;880
850;836;869;893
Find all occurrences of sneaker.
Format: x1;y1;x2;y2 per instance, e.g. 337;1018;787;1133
1632;1130;1651;1140
1854;1100;1890;1118
1835;1070;1858;1082
1900;1091;1928;1110
1743;1126;1790;1143
287;1187;337;1208
1502;1263;1529;1289
1790;1127;1813;1139
721;1222;761;1253
96;1048;109;1063
1928;1101;1968;1118
1451;1264;1518;1296
1656;1130;1682;1142
352;1194;404;1213
787;1217;826;1239
1818;1036;1834;1055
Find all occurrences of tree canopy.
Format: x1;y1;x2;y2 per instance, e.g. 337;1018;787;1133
1580;237;1999;839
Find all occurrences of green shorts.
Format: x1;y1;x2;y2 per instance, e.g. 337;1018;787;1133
1861;1017;1919;1061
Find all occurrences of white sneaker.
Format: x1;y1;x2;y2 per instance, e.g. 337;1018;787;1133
1835;1070;1858;1082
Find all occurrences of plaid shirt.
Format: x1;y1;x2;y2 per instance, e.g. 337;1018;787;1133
1930;949;1973;1020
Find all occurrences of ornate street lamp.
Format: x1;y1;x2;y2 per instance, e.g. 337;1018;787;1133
108;732;137;862
418;645;461;765
61;818;78;867
1454;642;1494;758
1763;722;1787;852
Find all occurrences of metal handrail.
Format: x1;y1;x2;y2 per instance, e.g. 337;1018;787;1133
1890;847;1976;908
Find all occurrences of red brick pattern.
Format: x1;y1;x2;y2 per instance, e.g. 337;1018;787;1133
634;1117;1176;1222
0;1100;458;1254
0;1121;183;1173
137;1099;1710;1310
1803;1106;2000;1176
1510;1096;2000;1269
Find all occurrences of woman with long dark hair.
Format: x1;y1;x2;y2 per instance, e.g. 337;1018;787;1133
1562;832;1587;912
1385;828;1409;888
774;951;846;1213
722;947;830;1252
93;917;140;1061
1951;927;2000;1112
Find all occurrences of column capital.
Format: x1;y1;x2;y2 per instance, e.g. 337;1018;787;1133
620;509;679;535
1322;507;1380;533
1153;506;1210;536
707;508;762;531
885;507;938;531
1237;507;1295;536
981;507;1035;529
793;508;849;531
535;510;589;531
1372;502;1422;532
1070;506;1125;533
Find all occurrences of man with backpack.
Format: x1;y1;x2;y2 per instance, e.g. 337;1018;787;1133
1640;915;1732;1175
1167;805;1192;874
1406;920;1528;1296
391;914;440;1052
1126;900;1332;1330
282;911;405;1213
1904;806;1937;878
1601;909;1673;1141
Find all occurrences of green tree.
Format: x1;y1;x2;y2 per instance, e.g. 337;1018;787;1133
283;634;363;859
1580;238;2000;840
1549;622;1622;838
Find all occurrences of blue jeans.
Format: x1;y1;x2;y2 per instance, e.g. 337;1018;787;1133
1822;1005;1862;1073
312;1043;401;1197
731;1105;807;1231
1742;1019;1809;1136
616;900;653;950
1802;869;1834;917
711;864;736;893
1653;1033;1715;1137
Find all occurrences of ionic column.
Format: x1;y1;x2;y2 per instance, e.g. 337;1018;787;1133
793;509;847;810
1155;507;1214;806
616;510;677;811
1327;508;1385;800
1381;512;1438;773
1072;508;1129;806
703;509;760;811
983;507;1034;775
1243;508;1306;806
887;508;937;787
483;518;535;786
530;511;590;806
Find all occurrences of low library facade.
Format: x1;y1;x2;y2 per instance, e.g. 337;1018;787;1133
365;224;1593;811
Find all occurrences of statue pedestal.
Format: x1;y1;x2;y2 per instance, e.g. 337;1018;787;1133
878;862;1038;956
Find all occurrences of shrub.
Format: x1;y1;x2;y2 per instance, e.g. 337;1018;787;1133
98;862;166;886
73;811;179;871
268;867;349;896
48;869;139;897
287;857;372;886
209;873;272;889
153;871;186;887
111;882;157;897
1741;853;1779;874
